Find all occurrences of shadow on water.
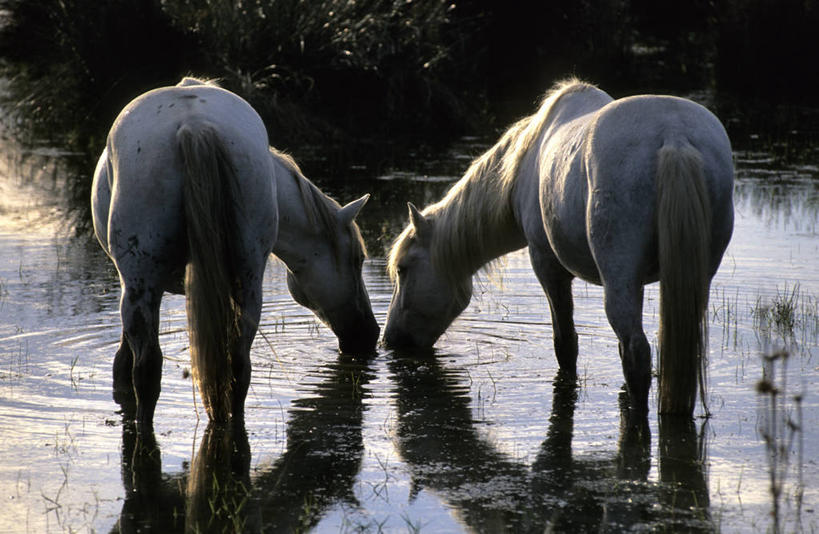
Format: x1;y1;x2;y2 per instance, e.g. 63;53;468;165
388;354;712;533
116;421;254;532
111;351;713;532
116;422;187;532
251;355;372;532
113;355;372;533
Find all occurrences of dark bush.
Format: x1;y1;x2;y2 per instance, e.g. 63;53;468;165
1;0;817;233
714;0;819;101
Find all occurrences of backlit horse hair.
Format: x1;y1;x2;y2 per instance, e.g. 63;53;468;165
656;142;712;415
389;78;596;290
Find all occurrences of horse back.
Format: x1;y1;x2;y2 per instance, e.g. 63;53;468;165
107;83;270;186
587;95;733;195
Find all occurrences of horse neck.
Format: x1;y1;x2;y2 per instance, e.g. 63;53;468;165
431;162;527;280
271;165;328;266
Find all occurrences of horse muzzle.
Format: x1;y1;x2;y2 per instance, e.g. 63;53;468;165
331;308;380;356
383;322;436;350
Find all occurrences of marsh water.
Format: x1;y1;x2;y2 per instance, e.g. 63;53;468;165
1;101;818;533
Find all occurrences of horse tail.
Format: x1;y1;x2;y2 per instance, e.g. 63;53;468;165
656;142;712;416
177;122;241;423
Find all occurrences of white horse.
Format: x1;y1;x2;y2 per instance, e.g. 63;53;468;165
92;78;378;428
384;79;734;415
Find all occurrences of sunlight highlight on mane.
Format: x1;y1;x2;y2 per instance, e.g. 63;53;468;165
388;78;595;283
498;78;596;190
176;76;220;87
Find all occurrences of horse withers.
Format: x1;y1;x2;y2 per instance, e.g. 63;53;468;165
92;78;378;429
384;79;734;416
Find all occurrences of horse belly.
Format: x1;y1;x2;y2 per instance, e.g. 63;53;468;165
546;211;601;284
539;147;601;284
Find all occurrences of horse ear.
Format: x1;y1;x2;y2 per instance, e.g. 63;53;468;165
338;194;370;226
407;202;432;241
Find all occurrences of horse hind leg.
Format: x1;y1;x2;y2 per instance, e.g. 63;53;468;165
113;333;135;407
603;282;651;413
119;281;164;428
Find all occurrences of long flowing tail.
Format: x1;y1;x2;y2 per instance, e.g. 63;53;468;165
656;142;712;416
177;122;241;422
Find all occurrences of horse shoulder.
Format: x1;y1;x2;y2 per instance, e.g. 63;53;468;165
538;119;592;220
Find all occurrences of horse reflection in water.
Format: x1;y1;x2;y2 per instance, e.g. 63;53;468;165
113;357;372;533
115;421;254;533
92;78;378;430
385;78;734;415
389;354;712;532
116;422;186;531
251;357;373;531
114;353;711;532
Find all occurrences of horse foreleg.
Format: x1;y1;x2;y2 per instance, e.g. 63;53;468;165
529;246;578;373
121;285;163;429
603;283;651;413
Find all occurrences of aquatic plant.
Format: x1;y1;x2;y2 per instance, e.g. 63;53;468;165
756;350;805;534
752;284;802;339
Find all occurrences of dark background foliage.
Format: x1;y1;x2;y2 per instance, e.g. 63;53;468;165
1;0;817;231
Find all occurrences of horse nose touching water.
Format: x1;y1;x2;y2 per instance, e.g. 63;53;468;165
384;78;734;417
91;77;378;430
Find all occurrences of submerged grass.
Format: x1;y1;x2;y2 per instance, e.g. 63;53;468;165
752;285;799;335
751;283;819;350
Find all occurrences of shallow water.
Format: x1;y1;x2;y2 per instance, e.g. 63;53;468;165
0;126;818;533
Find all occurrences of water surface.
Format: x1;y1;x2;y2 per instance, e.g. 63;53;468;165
0;117;817;533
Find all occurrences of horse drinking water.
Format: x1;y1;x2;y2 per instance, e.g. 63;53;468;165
92;78;378;428
384;79;734;415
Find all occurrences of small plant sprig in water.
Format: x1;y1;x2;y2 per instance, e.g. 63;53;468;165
756;350;804;534
752;284;800;339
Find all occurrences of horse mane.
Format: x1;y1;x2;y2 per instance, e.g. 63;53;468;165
269;147;368;262
388;78;596;283
176;76;221;87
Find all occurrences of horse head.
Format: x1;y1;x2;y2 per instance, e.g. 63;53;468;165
279;191;379;355
384;203;472;349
